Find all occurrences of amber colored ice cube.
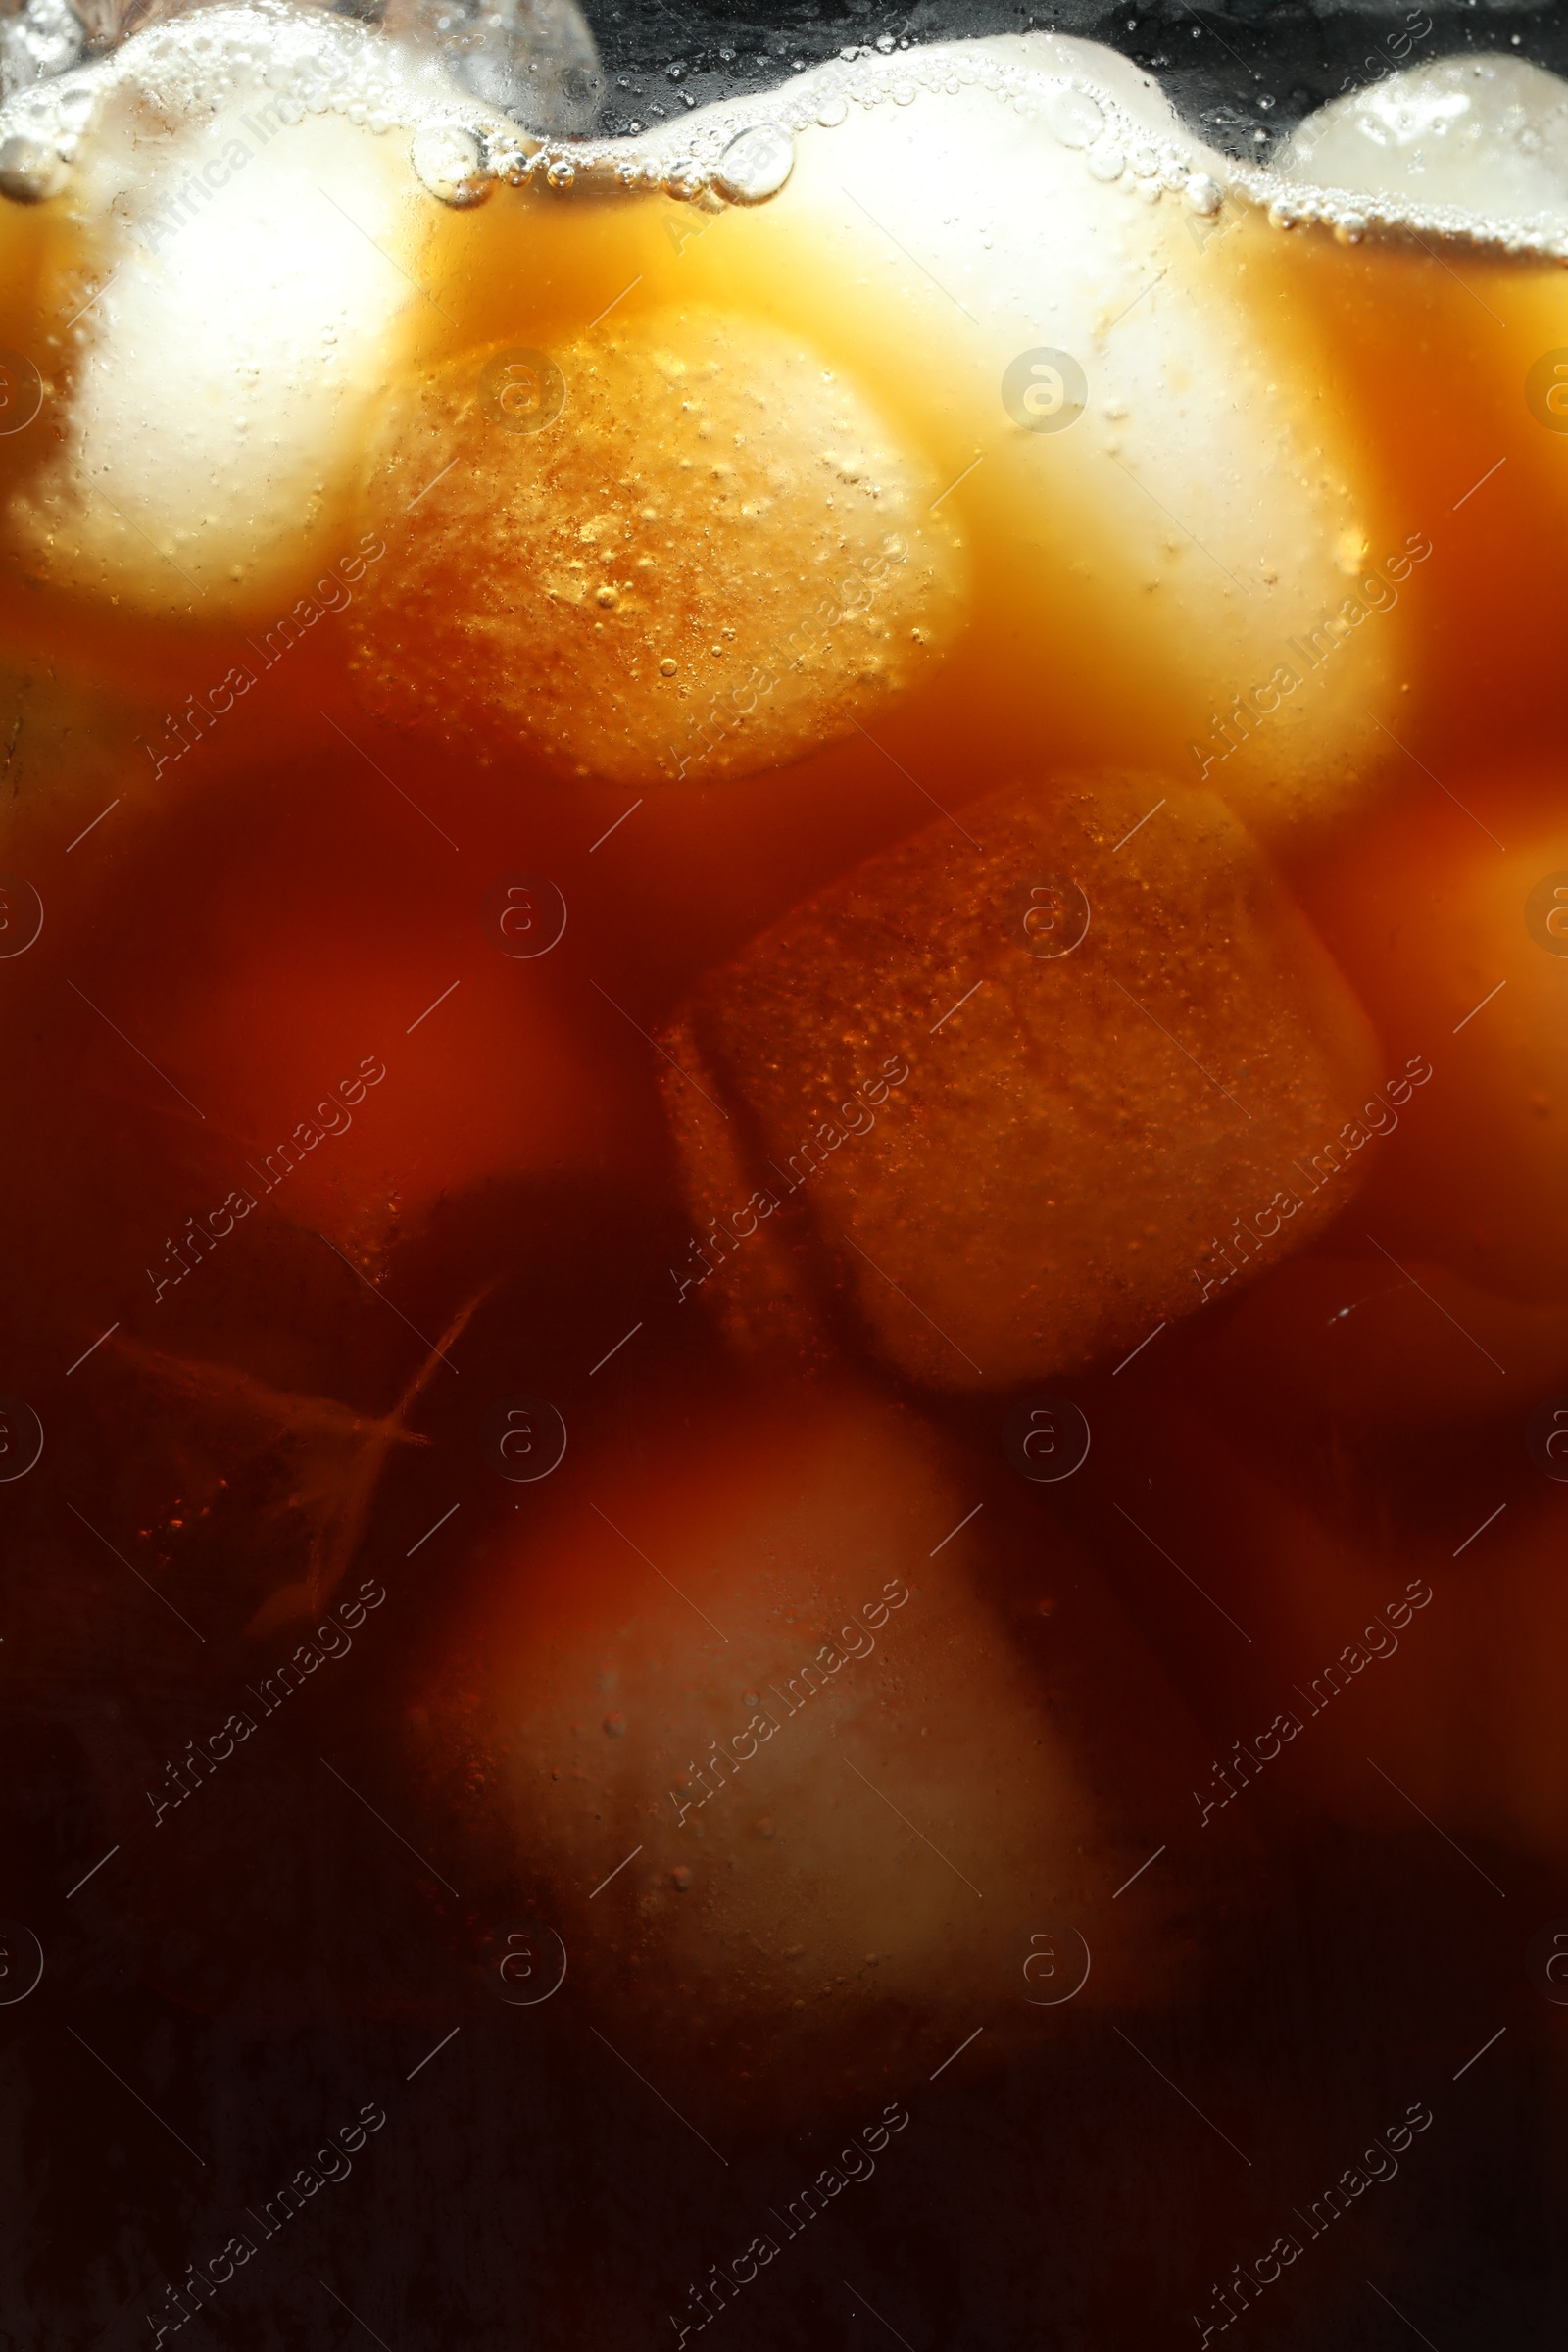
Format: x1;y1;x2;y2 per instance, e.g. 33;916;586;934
661;773;1379;1387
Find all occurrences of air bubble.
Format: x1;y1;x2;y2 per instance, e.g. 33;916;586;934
1184;172;1222;216
714;121;794;204
1087;139;1124;182
486;125;534;181
1045;85;1103;150
411;121;490;206
0;130;63;200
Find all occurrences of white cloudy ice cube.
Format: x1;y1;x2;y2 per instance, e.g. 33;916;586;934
1275;53;1568;222
3;2;493;619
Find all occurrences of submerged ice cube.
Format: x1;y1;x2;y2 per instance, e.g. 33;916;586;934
348;304;970;784
410;1383;1211;2098
660;773;1379;1389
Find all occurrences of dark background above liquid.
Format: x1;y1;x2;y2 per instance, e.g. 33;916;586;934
581;0;1568;156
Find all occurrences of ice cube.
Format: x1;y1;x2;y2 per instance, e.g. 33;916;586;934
1306;772;1568;1301
1275;55;1568;222
348;304;970;785
1;0;83;98
576;29;1403;832
412;1383;1213;2098
660;773;1379;1390
2;2;497;618
381;0;600;136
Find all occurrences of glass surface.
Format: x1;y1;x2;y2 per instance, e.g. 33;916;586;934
0;0;1564;2343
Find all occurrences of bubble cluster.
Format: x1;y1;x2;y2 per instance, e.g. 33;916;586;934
482;28;1568;262
2;5;1562;264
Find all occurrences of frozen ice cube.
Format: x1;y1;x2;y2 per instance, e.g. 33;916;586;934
3;2;492;617
1276;54;1568;221
348;304;970;785
660;773;1379;1390
411;1384;1213;2095
332;26;1407;820
381;0;600;136
0;0;83;98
